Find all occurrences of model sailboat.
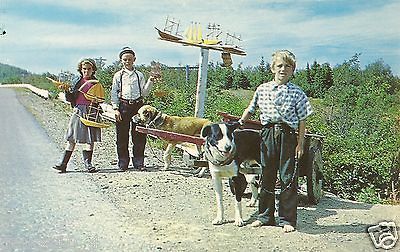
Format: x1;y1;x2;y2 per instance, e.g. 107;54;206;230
155;16;183;41
78;80;110;128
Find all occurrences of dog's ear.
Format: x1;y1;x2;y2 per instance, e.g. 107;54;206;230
201;124;211;138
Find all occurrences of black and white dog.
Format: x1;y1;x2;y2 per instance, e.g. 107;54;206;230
201;122;261;226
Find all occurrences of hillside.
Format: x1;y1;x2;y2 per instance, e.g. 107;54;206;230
0;63;30;82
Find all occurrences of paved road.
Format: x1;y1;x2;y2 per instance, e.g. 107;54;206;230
0;88;156;251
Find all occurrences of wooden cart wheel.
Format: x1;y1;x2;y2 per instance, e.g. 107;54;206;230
307;148;323;204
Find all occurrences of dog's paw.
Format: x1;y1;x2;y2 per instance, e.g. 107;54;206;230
212;217;224;225
194;167;207;177
234;218;245;227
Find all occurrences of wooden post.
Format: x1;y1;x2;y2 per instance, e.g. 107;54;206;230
194;48;209;118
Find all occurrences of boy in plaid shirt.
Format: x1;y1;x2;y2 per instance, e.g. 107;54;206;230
239;50;313;232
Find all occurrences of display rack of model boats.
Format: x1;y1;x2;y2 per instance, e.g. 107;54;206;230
155;16;246;56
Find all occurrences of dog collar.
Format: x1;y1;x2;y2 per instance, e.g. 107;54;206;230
205;141;236;166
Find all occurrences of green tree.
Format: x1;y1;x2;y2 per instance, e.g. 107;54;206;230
311;55;400;202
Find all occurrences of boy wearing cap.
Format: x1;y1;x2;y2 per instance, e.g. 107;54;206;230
239;50;313;232
111;47;156;171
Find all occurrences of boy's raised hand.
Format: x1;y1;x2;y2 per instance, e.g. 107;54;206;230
149;61;162;82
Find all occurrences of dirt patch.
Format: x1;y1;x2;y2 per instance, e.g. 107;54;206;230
18;89;400;251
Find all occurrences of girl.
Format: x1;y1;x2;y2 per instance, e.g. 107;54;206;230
53;58;101;173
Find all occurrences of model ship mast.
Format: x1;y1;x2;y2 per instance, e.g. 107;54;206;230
225;32;241;46
203;23;222;45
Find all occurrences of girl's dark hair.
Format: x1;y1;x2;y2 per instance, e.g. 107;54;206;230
77;58;97;74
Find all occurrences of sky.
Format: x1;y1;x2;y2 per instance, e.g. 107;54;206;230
0;0;399;76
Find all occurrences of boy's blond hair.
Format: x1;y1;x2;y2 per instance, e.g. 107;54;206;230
271;50;296;70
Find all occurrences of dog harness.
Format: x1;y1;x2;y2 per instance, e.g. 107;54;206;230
204;140;236;166
147;111;164;128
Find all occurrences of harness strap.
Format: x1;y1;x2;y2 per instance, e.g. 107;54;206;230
204;141;236;166
147;112;164;128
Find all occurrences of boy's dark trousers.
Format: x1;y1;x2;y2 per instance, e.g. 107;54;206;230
115;100;147;170
258;123;298;227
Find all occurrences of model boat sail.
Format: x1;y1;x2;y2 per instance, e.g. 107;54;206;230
184;22;222;45
184;22;203;44
80;80;105;103
78;80;110;128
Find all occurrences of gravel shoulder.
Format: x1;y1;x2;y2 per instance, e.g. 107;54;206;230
17;89;400;252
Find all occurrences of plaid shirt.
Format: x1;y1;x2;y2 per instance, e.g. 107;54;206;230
247;81;313;129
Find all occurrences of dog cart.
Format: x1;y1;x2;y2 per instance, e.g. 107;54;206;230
135;126;208;167
136;112;324;204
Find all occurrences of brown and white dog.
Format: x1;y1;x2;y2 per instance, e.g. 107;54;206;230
133;105;211;170
201;122;261;226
